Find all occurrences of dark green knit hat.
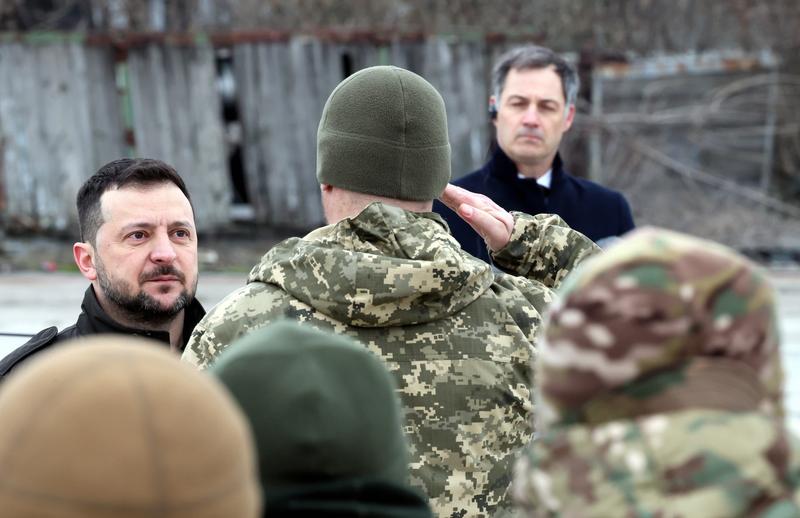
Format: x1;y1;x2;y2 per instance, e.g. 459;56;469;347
316;66;451;201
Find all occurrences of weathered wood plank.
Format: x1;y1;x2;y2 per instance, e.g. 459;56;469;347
233;39;340;228
0;42;122;233
127;43;230;231
231;37;492;229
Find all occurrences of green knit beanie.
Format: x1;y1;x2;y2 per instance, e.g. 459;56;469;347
317;66;451;201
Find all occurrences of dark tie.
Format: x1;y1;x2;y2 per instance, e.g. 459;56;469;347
538;184;550;199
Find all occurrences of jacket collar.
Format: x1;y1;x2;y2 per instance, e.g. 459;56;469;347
75;286;205;350
487;145;565;186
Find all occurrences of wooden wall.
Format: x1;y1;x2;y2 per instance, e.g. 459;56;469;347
0;36;794;247
231;37;492;228
0;41;124;232
127;43;230;230
0;39;229;233
0;36;497;233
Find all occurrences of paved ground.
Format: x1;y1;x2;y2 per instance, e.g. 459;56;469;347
1;269;799;434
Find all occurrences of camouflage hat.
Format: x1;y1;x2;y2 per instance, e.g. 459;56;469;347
539;227;783;425
316;66;451;201
0;337;261;518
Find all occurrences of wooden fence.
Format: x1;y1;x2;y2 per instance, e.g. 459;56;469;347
126;43;230;229
232;37;491;227
0;35;497;233
0;35;795;249
0;41;124;232
0;38;229;232
582;50;799;249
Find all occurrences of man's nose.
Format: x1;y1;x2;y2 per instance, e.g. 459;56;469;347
521;106;540;126
150;233;177;263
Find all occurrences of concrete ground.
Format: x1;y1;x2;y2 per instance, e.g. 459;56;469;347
1;269;799;435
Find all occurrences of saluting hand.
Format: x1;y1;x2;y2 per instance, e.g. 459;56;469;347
439;184;514;252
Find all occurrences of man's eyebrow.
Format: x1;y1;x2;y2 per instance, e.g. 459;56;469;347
539;98;561;106
118;220;195;233
120;222;156;233
169;220;195;229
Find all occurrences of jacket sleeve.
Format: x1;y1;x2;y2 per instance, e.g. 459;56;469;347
181;282;289;369
181;318;215;369
490;212;600;290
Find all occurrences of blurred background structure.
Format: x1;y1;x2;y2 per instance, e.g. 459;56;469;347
0;0;798;254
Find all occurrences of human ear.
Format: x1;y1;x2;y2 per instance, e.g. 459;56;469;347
488;95;498;119
73;242;97;281
563;104;576;131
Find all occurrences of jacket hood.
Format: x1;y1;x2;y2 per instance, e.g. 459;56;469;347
248;203;495;327
538;227;783;426
514;227;799;516
211;321;432;517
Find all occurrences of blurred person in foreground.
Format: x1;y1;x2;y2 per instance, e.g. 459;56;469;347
212;320;433;517
0;158;204;379
513;227;800;517
0;336;260;517
434;44;634;262
183;65;599;516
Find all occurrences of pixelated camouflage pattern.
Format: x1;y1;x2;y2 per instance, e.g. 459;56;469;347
183;202;598;517
513;227;800;517
538;226;783;425
492;212;600;289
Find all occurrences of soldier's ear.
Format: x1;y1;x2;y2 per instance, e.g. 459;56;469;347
73;242;97;281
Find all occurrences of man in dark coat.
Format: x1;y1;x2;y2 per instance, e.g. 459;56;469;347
434;44;634;262
0;158;204;379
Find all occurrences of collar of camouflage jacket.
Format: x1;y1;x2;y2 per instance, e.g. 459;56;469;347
247;202;496;327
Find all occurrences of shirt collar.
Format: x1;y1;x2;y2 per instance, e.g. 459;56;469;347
517;168;553;189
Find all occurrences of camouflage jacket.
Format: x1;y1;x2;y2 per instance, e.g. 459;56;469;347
183;202;598;517
515;407;800;517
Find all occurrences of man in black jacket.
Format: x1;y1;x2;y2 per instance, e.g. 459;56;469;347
434;44;634;262
0;158;204;378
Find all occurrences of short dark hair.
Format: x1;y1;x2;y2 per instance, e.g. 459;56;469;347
492;45;579;111
77;158;192;244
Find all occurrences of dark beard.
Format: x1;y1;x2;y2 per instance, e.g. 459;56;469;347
98;264;193;327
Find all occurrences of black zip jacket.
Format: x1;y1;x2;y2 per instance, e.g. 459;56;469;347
0;286;205;379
